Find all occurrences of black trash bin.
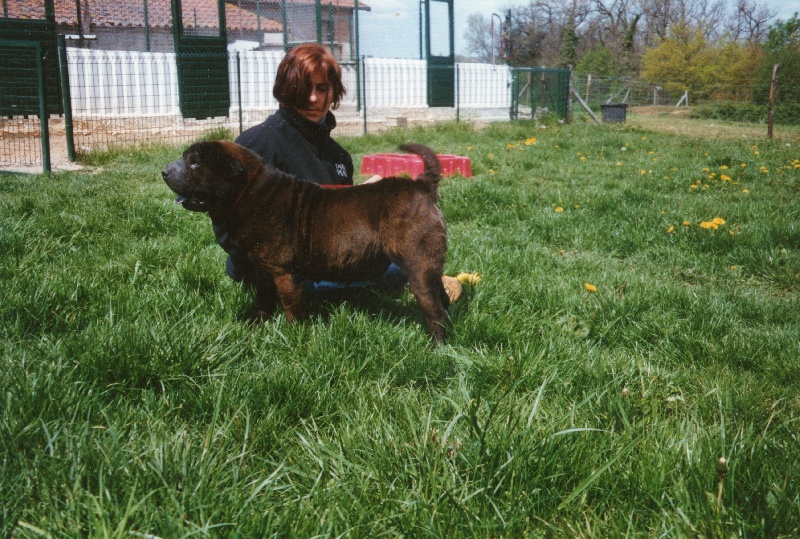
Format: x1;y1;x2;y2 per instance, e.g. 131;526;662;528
600;103;628;123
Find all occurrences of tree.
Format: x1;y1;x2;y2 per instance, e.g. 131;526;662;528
754;14;800;104
559;14;579;68
640;23;761;90
575;44;619;75
464;13;495;64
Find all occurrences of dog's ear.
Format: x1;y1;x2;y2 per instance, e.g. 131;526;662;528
200;142;245;180
222;155;246;180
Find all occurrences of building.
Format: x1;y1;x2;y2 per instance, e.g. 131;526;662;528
2;0;369;57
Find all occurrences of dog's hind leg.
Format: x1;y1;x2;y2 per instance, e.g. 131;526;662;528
404;268;449;343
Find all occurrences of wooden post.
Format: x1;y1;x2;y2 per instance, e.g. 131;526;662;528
768;63;780;139
568;65;574;124
585;73;591;103
570;88;600;123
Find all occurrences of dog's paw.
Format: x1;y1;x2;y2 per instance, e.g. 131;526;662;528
248;308;272;324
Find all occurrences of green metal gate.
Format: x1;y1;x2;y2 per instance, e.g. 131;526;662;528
172;0;230;119
511;67;570;120
424;0;454;108
0;1;62;117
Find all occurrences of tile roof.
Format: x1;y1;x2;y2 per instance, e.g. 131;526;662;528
2;0;372;31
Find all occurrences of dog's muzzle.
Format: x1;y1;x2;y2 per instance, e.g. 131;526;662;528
162;159;209;212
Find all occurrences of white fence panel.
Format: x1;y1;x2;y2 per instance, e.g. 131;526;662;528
230;50;283;110
66;50;514;116
362;58;427;108
458;63;511;109
67;49;180;116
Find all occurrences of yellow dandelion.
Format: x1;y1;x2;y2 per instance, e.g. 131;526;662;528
741;163;747;167
489;169;495;175
712;217;726;225
616;161;622;166
720;174;731;181
555;206;564;213
467;146;473;151
729;230;736;236
640;169;647;175
683;221;691;226
700;221;719;230
580;156;587;162
667;226;675;233
585;283;597;292
525;137;537;145
731;265;737;270
720;165;729;170
742;189;749;193
754;150;760;155
703;167;709;172
690;184;698;190
488;152;495;159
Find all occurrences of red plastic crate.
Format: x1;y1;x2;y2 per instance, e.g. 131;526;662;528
360;153;472;178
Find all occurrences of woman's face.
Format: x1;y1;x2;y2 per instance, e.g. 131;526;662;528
295;73;333;123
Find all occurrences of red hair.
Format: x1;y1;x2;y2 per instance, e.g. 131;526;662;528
272;44;346;111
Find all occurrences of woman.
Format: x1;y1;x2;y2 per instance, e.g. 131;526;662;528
216;43;460;302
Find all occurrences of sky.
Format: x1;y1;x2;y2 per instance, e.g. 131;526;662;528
358;0;800;59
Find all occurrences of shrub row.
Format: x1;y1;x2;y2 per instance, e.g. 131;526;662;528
689;101;800;125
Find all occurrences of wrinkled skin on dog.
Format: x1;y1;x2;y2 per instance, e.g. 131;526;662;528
162;140;451;342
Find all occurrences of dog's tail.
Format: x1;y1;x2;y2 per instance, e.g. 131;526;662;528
399;143;441;186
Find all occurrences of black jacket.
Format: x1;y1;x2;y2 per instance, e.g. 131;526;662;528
234;106;354;185
214;107;353;268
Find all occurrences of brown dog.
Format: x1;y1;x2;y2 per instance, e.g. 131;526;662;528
161;140;450;341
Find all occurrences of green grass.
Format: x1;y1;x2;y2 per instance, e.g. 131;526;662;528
2;119;799;536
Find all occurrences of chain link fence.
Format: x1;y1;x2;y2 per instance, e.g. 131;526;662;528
2;47;543;171
572;74;800;126
4;1;799;172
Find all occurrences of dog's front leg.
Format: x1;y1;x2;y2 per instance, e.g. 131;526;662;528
272;273;306;322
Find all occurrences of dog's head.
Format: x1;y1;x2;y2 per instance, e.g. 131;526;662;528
162;140;259;212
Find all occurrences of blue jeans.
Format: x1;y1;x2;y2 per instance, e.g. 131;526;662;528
225;256;407;293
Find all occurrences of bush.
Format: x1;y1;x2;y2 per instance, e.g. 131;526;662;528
689;102;800;125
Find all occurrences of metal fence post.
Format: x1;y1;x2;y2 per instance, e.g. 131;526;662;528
361;55;367;135
456;63;460;121
34;42;51;172
57;35;76;162
237;51;243;136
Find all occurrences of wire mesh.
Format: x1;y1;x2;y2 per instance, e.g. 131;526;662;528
5;1;798;173
0;43;45;168
572;74;800;126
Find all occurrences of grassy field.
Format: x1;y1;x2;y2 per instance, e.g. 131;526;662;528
1;118;799;536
